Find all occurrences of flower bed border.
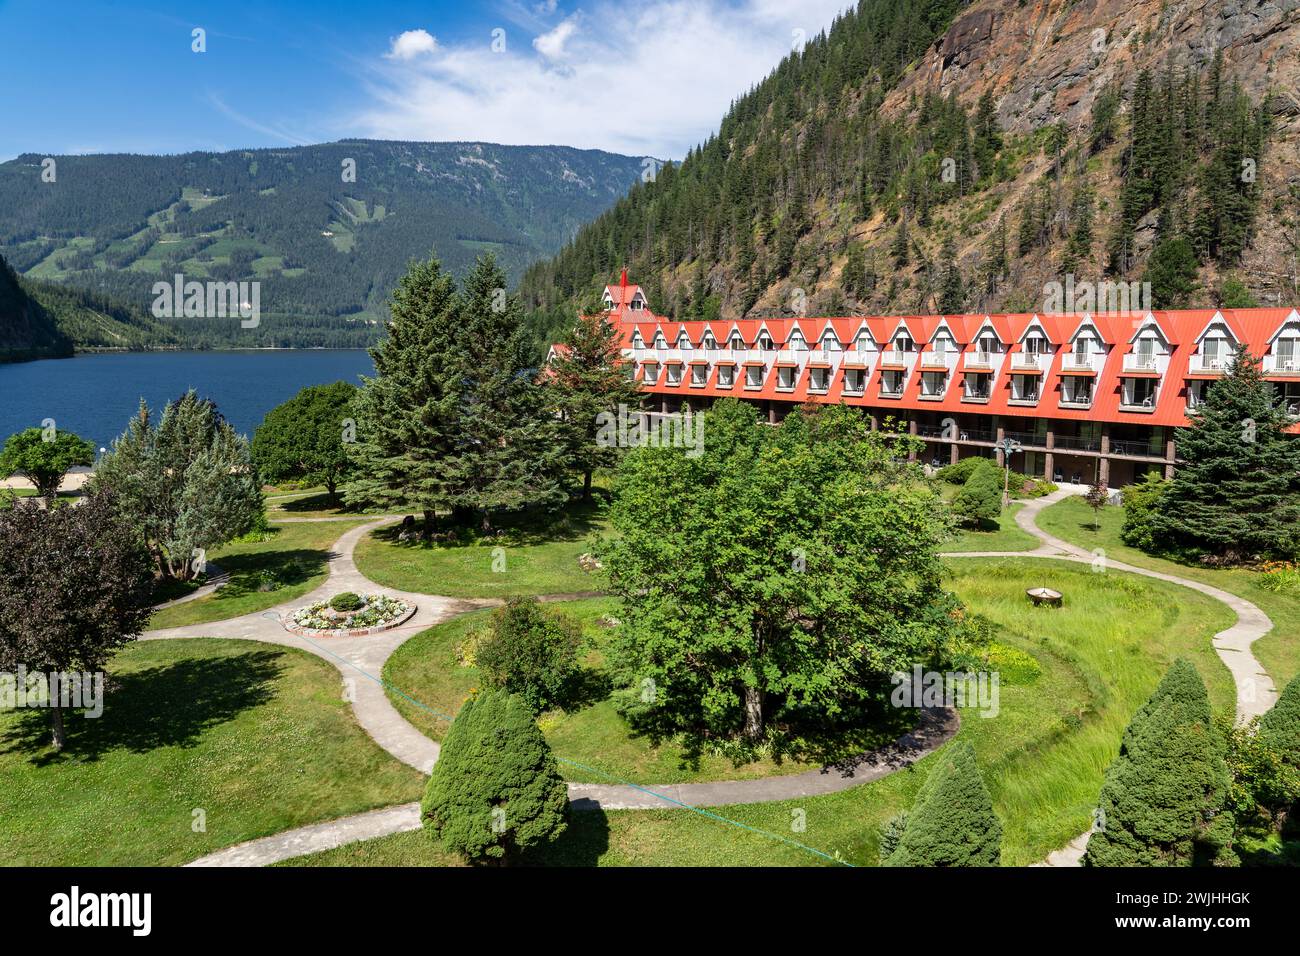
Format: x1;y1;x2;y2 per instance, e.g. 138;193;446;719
282;601;417;638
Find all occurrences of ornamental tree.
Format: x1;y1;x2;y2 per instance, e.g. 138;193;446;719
603;399;972;745
1084;659;1233;866
950;459;1001;529
93;392;262;581
886;741;1002;866
0;490;153;749
251;381;357;502
1154;348;1300;560
0;427;93;502
421;688;568;864
476;597;582;713
547;307;641;498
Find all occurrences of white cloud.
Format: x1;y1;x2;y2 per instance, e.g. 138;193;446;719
533;14;580;60
384;29;439;60
534;0;560;13
349;0;853;159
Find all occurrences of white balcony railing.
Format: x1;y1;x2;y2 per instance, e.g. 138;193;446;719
964;350;999;370
1061;351;1100;373
1122;352;1161;373
880;349;912;366
1010;351;1044;371
1264;353;1300;375
920;351;958;371
1189;354;1230;374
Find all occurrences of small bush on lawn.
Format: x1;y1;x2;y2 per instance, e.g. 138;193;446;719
887;741;1002;866
330;592;363;612
951;461;1002;529
476;597;582;712
1258;561;1300;595
421;688;568;864
1120;472;1169;551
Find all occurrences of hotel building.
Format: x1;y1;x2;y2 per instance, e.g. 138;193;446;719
583;274;1300;486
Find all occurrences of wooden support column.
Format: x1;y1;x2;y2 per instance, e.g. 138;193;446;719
994;418;1005;466
908;419;918;462
1098;425;1110;485
1044;422;1055;482
768;402;777;425
950;441;960;465
1165;435;1177;479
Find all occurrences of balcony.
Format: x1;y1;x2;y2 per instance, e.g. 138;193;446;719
1003;430;1045;448
653;347;684;364
920;351;958;371
1010;352;1046;372
1121;353;1162;373
1051;434;1101;453
964;350;999;370
807;348;840;366
1264;353;1300;376
1059;390;1094;409
1189;353;1230;375
1119;393;1157;413
1007;388;1042;406
1061;352;1101;374
843;348;874;367
879;349;912;368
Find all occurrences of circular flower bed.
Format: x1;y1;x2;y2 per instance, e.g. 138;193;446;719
285;594;415;637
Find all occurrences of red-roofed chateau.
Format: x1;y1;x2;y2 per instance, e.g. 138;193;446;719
570;272;1300;487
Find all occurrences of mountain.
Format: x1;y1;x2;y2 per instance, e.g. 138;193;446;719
520;0;1300;327
0;256;69;362
0;141;652;350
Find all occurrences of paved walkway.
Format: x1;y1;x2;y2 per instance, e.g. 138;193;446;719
169;491;1276;867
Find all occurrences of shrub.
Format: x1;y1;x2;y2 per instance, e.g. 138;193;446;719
1258;561;1300;595
1120;473;1168;551
878;811;909;860
887;741;1002;866
330;592;363;612
420;689;568;863
935;456;990;484
1084;659;1233;866
1259;673;1300;773
476;597;582;712
985;643;1042;684
951;460;1002;528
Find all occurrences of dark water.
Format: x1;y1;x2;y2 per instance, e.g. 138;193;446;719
0;350;374;450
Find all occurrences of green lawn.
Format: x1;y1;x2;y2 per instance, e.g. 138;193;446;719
315;558;1234;867
1036;495;1300;688
942;502;1039;553
382;596;910;785
355;498;611;599
147;520;369;630
0;638;425;866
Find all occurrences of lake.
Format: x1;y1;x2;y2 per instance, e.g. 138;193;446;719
0;350;375;450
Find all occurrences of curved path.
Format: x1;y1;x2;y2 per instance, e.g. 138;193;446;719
168;491;1275;866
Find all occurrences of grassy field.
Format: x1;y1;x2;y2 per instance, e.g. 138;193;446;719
1037;495;1300;687
942;502;1039;553
321;558;1235;867
0;638;425;866
355;498;611;598
147;520;369;630
382;596;911;785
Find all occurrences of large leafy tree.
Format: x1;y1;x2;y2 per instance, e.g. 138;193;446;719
603;399;969;744
1084;659;1233;866
344;253;461;529
0;427;93;502
0;490;153;749
1155;349;1300;559
438;255;567;527
887;741;1002;866
547;306;641;497
251;381;357;502
421;688;568;864
93;392;262;581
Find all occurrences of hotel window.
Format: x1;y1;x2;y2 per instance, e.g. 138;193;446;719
717;364;735;388
977;334;999;355
1025;334;1048;355
666;363;682;386
921;370;946;397
809;367;829;391
821;333;841;351
1277;337;1298;370
1187;380;1207;409
881;370;904;395
1123;377;1156;408
653;331;668;348
703;332;718;350
1275;382;1300;415
964;372;992;400
631;331;645;349
642;362;659;383
758;332;775;351
1062;376;1093;405
1012;374;1040;402
855;332;871;352
844;368;865;393
1134;335;1158;367
690;364;708;386
777;366;796;390
789;332;808;351
894;333;914;352
745;365;764;388
1202;336;1225;367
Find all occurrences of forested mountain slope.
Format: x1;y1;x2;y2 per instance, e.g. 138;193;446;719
0;141;650;349
521;0;1300;330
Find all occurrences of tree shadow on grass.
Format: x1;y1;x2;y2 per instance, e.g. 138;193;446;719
518;806;611;867
212;549;334;599
373;495;610;552
0;648;284;766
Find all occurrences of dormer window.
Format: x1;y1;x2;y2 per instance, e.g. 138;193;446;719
677;333;693;351
631;331;645;349
629;292;646;311
976;333;1000;356
702;331;718;350
758;332;775;351
729;332;744;350
820;332;841;351
653;331;668;349
894;333;914;352
854;331;871;352
1024;334;1049;355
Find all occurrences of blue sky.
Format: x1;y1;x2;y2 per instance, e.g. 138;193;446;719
0;0;853;162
